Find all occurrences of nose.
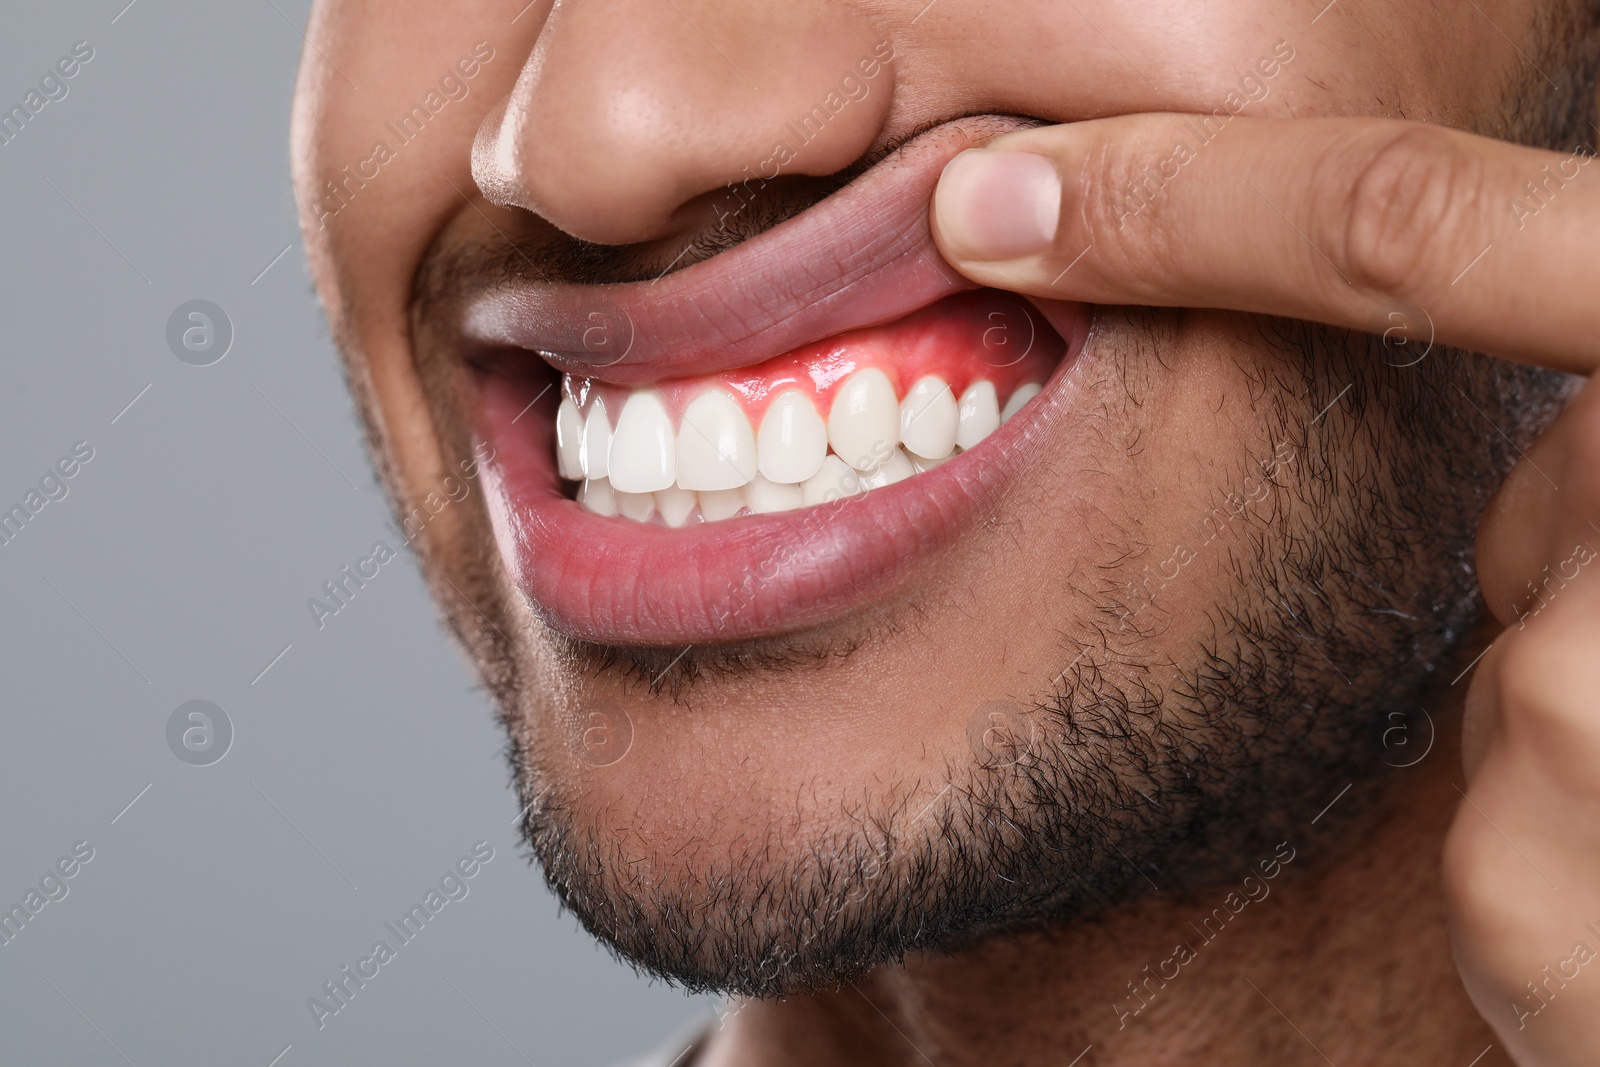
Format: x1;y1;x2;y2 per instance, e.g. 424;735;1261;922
472;0;895;246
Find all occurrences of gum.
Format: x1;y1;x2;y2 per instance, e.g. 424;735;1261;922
562;290;1064;421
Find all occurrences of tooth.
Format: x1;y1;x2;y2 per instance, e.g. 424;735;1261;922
956;381;1000;450
827;369;899;471
909;452;950;474
556;398;585;480
899;376;958;460
699;487;747;522
579;396;613;480
744;475;803;514
578;478;617;516
654;485;697;527
859;447;915;489
608;391;677;493
1001;383;1043;423
757;390;828;484
676;389;757;490
615;490;656;522
801;455;864;506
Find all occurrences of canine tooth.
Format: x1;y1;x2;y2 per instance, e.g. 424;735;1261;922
956;381;1000;450
744;475;803;514
615;490;656;522
579;396;613;480
699;487;746;522
578;478;617;516
556;398;584;480
609;391;676;493
654;485;697;527
677;389;757;491
758;390;828;483
899;376;958;460
801;455;864;506
828;369;899;471
859;447;915;489
1001;383;1043;423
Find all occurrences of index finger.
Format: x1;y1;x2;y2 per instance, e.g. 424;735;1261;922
931;115;1600;375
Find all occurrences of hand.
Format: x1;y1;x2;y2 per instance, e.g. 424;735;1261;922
929;113;1600;1065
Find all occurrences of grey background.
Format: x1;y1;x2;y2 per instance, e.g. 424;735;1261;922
0;2;709;1063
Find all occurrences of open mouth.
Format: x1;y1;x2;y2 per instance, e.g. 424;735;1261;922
456;117;1092;644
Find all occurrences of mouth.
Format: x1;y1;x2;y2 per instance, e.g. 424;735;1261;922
457;117;1092;645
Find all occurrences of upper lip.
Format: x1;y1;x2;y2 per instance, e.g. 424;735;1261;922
458;115;1035;386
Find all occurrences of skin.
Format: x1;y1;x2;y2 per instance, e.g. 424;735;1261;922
291;0;1600;1063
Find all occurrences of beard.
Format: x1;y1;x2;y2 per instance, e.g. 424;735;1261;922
365;16;1597;999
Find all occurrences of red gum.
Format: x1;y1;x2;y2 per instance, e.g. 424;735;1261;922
563;291;1064;423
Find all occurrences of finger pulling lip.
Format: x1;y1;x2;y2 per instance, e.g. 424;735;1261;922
458;115;1040;386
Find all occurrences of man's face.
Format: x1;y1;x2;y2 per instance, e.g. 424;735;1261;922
294;0;1584;994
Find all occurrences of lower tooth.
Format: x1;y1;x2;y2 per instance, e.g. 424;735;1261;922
579;478;618;516
698;488;747;521
801;455;864;506
745;475;803;514
654;485;697;527
859;447;915;489
615;490;656;522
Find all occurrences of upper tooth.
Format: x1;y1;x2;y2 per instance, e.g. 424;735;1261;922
609;391;677;493
899;376;958;460
1001;383;1042;423
579;396;613;480
828;369;900;472
801;454;864;505
578;477;617;516
556;398;585;480
676;389;757;491
757;390;828;484
956;381;1000;450
654;485;697;527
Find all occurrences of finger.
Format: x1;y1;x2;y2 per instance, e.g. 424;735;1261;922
931;114;1600;374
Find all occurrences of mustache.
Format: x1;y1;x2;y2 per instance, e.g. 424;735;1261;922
411;112;1028;306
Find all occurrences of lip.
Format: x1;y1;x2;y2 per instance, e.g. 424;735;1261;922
456;115;1092;644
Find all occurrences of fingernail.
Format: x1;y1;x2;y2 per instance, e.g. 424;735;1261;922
935;150;1061;261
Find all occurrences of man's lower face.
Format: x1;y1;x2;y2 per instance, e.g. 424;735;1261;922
413;207;1556;993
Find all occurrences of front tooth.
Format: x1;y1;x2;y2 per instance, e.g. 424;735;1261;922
801;455;864;506
556;398;585;480
828;369;899;471
757;390;828;484
744;475;803;514
616;490;655;522
1001;383;1043;423
859;447;915;489
899;376;958;460
579;396;613;480
956;381;1000;450
654;485;697;527
578;478;617;516
608;391;676;493
699;488;746;522
676;389;757;491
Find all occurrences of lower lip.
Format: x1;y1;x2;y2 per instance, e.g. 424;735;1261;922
467;296;1092;645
